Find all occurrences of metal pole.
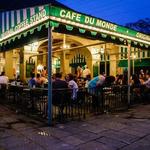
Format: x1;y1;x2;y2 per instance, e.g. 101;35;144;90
104;44;107;76
133;58;134;75
127;43;131;105
48;25;52;126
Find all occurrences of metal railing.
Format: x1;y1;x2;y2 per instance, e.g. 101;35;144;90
1;84;149;124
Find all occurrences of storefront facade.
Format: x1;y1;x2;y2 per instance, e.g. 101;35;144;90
0;3;150;81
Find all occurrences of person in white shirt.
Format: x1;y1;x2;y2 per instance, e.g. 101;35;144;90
82;65;91;79
0;72;9;84
77;65;83;79
67;73;78;100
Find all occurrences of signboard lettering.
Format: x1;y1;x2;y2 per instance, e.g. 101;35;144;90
60;9;81;22
59;8;117;31
136;32;150;41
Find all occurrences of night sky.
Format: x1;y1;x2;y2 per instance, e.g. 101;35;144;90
57;0;150;25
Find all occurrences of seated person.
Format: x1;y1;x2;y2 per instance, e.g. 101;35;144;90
142;72;150;101
0;71;9;84
52;73;68;89
28;73;36;88
52;73;68;106
0;72;8;97
67;73;78;100
34;73;42;87
41;75;48;85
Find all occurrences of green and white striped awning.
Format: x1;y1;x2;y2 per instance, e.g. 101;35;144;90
0;5;49;44
0;4;150;48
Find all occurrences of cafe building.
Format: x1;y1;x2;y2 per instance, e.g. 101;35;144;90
0;2;150;81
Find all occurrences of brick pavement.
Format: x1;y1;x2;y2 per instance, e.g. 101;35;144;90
0;104;150;150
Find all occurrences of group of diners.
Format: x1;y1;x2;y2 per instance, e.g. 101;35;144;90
115;70;150;100
28;73;48;88
28;69;150;95
1;67;149;102
129;72;150;100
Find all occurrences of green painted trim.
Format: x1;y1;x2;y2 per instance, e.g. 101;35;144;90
37;25;42;31
134;41;138;45
111;36;116;40
45;21;50;28
66;25;73;31
23;32;28;37
101;33;107;38
79;28;86;33
118;59;150;67
8;39;11;44
91;31;97;36
30;29;34;34
50;21;59;27
119;38;124;42
17;34;21;39
140;43;143;47
145;45;148;48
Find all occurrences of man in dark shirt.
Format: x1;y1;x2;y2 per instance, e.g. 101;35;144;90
52;73;68;107
52;73;68;89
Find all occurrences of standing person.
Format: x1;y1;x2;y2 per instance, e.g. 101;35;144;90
77;65;83;79
88;74;105;113
85;74;91;88
41;66;47;77
67;73;78;100
88;74;105;89
0;71;9;84
82;65;91;80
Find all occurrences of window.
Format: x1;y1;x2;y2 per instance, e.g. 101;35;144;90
120;46;128;59
138;50;140;58
100;54;104;61
124;48;127;59
142;51;145;58
121;47;124;59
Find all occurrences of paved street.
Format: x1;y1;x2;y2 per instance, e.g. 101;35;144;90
0;104;150;150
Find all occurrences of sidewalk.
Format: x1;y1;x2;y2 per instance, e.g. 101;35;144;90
0;104;150;150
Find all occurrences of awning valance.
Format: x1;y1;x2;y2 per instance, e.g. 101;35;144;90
118;59;150;67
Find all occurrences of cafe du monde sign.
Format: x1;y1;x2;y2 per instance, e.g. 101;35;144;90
51;6;117;32
50;6;150;42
